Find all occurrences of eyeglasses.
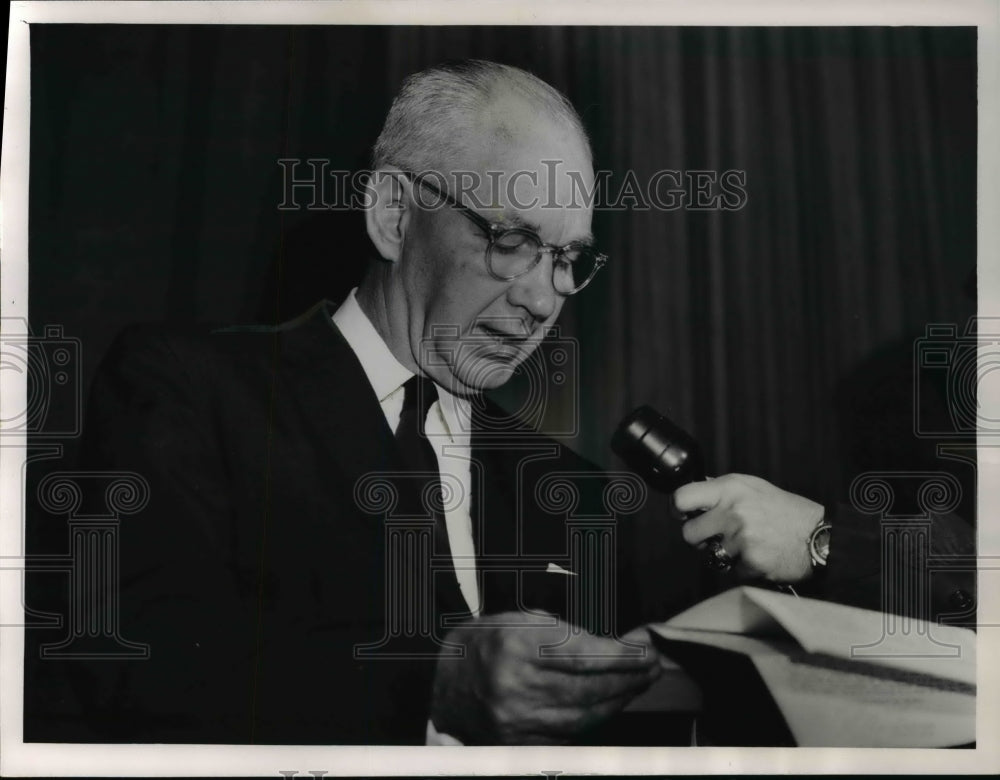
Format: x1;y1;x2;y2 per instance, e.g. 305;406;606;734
396;170;608;295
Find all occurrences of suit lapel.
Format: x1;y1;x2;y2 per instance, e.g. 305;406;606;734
470;406;542;615
471;405;581;620
470;404;563;560
278;302;469;621
278;301;402;490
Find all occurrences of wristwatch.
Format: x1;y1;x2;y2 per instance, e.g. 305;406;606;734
808;520;832;567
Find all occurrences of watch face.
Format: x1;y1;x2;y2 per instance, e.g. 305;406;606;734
810;524;832;565
816;528;831;557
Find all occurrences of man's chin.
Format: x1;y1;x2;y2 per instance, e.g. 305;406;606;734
451;357;519;394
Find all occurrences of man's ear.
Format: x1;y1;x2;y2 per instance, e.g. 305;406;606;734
364;168;411;262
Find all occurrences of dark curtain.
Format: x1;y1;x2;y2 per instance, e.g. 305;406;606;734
28;25;976;616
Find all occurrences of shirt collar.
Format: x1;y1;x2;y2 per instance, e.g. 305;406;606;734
332;288;412;403
331;288;471;444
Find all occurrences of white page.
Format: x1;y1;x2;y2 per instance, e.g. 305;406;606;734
742;588;977;686
649;619;975;747
752;653;975;747
656;587;976;686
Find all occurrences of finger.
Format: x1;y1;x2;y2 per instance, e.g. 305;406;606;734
533;633;662;673
524;665;662;720
586;669;662;705
578;690;648;730
673;480;725;514
620;623;661;647
521;687;650;741
680;508;731;546
534;648;662;675
724;532;760;578
560;667;663;709
617;626;669;666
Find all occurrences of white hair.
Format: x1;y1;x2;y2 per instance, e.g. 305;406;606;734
371;59;592;174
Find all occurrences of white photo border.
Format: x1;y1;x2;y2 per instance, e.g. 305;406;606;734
2;0;998;776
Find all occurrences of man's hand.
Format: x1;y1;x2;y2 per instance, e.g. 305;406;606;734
674;473;824;583
430;614;662;744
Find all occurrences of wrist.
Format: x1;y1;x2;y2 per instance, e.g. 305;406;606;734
791;501;826;582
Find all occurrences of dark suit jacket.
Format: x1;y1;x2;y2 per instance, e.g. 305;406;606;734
27;301;640;744
24;300;975;745
813;503;976;624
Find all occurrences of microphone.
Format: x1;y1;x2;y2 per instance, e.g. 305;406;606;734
611;405;733;571
610;406;705;492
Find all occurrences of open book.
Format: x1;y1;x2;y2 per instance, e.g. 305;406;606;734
645;586;975;747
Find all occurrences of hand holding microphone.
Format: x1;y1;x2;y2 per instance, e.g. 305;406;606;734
610;405;735;571
611;406;824;582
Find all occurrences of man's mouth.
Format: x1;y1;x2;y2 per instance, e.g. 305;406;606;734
479;325;531;344
477;325;533;360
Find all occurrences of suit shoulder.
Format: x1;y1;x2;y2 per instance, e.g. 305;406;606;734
106;321;273;362
101;301;334;378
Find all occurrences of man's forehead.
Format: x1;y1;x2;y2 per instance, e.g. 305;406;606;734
453;141;593;213
430;94;594;237
461;99;591;186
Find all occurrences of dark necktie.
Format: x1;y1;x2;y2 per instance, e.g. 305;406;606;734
395;376;454;561
394;376;470;618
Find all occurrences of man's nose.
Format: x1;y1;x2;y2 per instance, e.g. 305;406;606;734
506;251;560;323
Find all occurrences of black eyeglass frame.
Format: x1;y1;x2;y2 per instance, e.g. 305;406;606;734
393;170;608;295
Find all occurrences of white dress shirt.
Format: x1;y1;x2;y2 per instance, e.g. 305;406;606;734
332;289;480;615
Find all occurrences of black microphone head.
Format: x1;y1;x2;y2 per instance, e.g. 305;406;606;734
611;405;705;492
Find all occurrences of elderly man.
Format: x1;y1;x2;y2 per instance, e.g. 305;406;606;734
34;59;973;746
